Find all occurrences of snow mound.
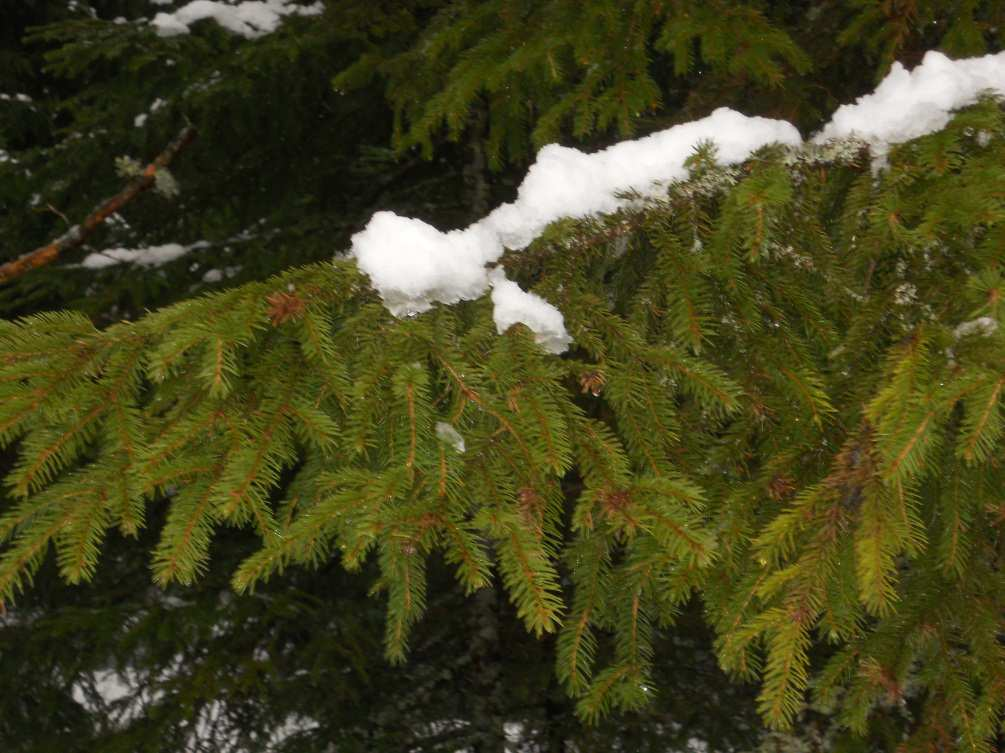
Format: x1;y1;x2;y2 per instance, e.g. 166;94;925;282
351;51;1005;355
489;269;572;355
352;110;801;351
350;213;500;317
152;0;323;39
483;108;801;251
81;242;208;270
814;51;1005;151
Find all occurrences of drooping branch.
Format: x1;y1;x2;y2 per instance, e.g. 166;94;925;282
0;125;197;285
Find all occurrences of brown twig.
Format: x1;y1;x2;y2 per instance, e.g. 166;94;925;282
45;203;70;227
0;125;197;285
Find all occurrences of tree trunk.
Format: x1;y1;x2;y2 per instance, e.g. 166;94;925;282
468;585;506;753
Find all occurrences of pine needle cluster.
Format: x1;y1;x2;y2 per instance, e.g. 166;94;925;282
2;99;1005;747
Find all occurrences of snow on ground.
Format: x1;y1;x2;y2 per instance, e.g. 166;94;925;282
350;51;1005;354
151;0;323;39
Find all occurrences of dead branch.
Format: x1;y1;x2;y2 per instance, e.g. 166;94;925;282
0;125;197;285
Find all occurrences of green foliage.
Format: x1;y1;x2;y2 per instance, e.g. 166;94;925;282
840;0;1004;73
334;0;812;166
333;0;1003;165
0;535;765;753
3;99;1005;750
0;0;462;320
3;0;1000;322
3;2;1005;750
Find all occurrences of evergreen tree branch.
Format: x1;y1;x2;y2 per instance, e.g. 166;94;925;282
0;125;197;285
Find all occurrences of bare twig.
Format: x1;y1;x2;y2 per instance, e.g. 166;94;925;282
45;203;71;227
0;125;197;285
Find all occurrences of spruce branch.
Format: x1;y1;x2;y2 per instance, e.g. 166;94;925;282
0;95;1003;744
0;125;197;285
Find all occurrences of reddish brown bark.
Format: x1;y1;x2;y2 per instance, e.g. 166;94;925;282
0;125;197;285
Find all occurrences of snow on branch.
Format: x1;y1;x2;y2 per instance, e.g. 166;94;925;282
79;242;206;270
151;0;323;39
351;51;1005;354
0;125;197;285
814;51;1005;152
352;110;800;352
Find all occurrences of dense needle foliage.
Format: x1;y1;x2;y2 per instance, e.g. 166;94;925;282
2;2;1004;751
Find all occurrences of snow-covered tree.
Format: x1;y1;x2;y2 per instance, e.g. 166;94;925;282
2;3;1005;751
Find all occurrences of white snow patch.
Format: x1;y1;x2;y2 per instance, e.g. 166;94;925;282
151;0;323;39
351;213;499;317
351;51;1005;355
351;109;800;351
81;242;193;269
151;12;189;35
814;51;1005;154
954;316;999;339
201;265;241;283
483;108;801;251
504;721;524;745
489;269;572;354
435;422;466;453
134;98;167;128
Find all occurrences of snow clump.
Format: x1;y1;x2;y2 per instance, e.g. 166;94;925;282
350;214;499;317
352;110;801;353
151;1;323;39
482;108;801;251
80;241;210;270
435;422;466;454
814;51;1005;154
351;51;1005;355
954;317;999;339
488;269;573;354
